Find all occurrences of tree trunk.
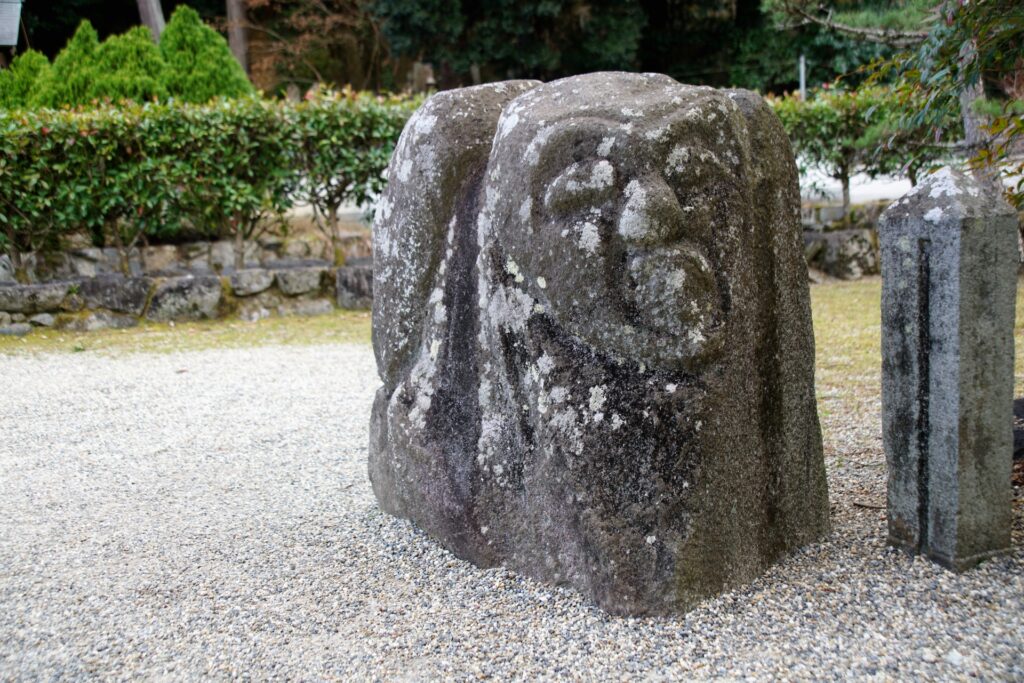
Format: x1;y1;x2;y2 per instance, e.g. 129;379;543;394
4;226;27;284
959;80;987;152
839;167;851;221
110;221;131;276
959;77;1017;260
328;205;342;265
226;0;249;74
959;69;1002;194
233;218;245;272
137;0;166;41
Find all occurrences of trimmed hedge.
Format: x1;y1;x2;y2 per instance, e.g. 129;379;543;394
0;90;420;281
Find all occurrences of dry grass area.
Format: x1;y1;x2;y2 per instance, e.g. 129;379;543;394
812;276;1024;405
0;310;371;356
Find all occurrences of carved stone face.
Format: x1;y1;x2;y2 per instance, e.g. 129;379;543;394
371;73;829;616
483;74;752;372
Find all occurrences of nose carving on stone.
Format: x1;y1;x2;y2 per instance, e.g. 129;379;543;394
616;174;685;246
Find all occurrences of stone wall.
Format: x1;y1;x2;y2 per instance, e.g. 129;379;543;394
800;201;886;280
0;233;371;285
0;263;373;337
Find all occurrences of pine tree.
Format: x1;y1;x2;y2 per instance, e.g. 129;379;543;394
160;5;254;103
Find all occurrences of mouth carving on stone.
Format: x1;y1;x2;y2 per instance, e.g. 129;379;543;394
623;242;720;346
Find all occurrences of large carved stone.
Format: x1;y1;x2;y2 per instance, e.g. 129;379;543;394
370;73;830;615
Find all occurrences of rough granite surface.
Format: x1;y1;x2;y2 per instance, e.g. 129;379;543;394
370;72;830;615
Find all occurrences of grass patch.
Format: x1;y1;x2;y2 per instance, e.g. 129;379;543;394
0;309;371;356
811;276;1024;399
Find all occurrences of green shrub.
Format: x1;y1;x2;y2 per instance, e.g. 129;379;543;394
0;110;67;281
0;92;419;276
0;51;51;109
167;97;299;268
28;21;169;108
89;26;168;104
294;86;421;263
10;13;254;109
160;5;254;104
770;86;953;217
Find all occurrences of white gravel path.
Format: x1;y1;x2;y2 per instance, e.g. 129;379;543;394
1;344;1021;680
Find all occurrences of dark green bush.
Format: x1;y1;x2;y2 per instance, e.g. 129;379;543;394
0;92;420;280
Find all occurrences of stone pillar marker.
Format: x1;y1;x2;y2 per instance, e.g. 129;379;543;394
880;167;1018;570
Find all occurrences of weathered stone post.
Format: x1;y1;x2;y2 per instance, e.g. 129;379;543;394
880;167;1018;570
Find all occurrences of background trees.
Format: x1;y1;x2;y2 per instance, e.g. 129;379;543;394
769;0;1024;207
17;1;902;96
6;0;1020;215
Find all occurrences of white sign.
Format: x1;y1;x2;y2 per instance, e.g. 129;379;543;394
0;1;23;47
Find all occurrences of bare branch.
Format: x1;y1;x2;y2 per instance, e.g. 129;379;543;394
789;4;930;48
241;22;324;82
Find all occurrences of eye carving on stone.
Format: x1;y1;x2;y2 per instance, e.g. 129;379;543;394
543;159;617;216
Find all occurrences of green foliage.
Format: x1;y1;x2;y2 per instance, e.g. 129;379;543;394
0;93;418;275
372;0;646;81
825;0;935;32
771;86;953;213
30;20;101;108
373;0;463;62
900;0;1024;207
0;110;66;280
765;0;936;33
166;98;299;254
8;13;254;109
89;26;168;104
728;21;892;92
0;51;52;109
293;86;422;261
160;5;255;104
771;0;1024;209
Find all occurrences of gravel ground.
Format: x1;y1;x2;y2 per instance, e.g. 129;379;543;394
1;343;1021;680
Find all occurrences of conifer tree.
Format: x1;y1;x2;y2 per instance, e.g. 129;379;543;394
88;26;168;103
31;20;101;107
160;5;254;103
